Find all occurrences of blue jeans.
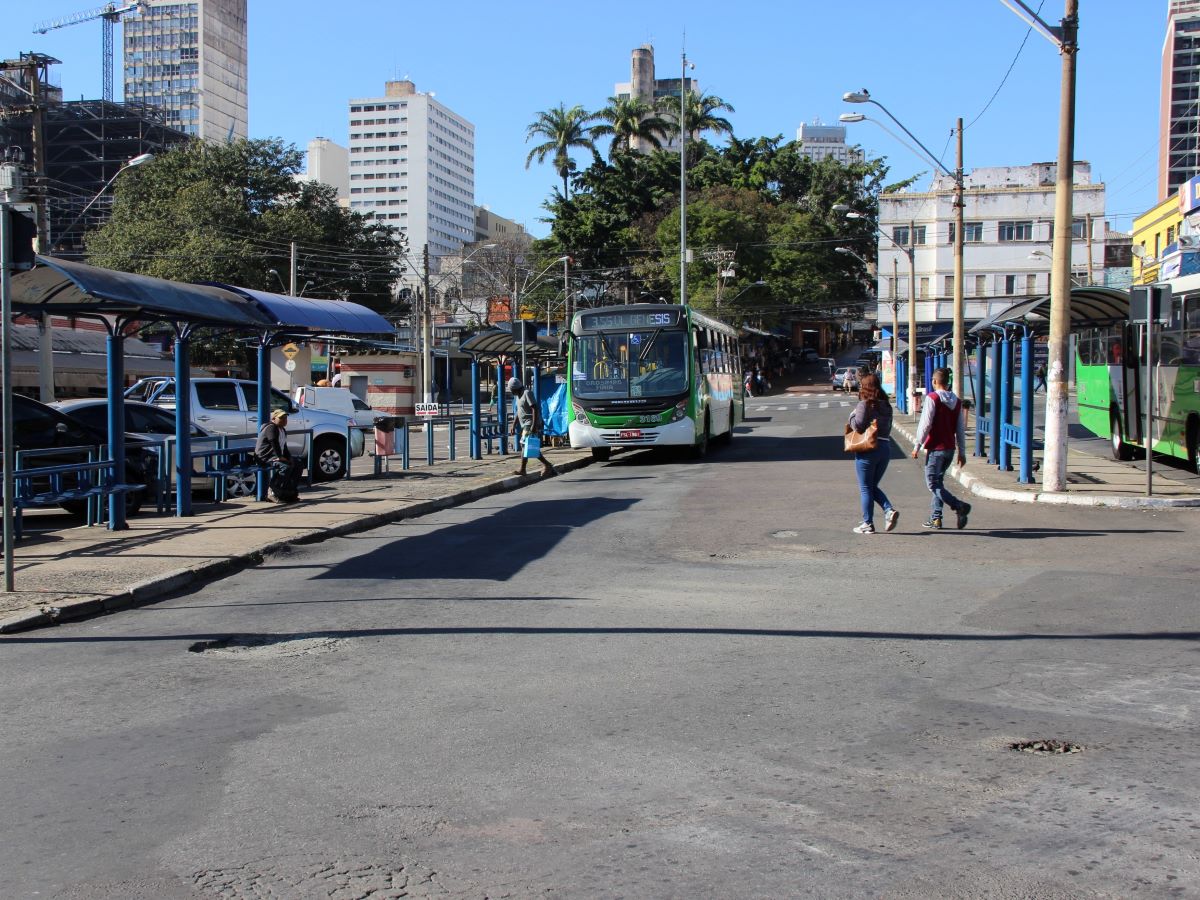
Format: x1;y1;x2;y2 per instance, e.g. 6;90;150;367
925;449;964;518
854;442;893;525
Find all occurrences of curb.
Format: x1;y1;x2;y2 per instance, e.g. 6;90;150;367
0;455;594;636
890;423;1200;510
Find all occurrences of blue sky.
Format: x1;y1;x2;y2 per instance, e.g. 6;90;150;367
15;1;1167;238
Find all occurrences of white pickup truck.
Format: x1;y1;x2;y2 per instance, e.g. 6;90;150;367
126;377;365;480
294;385;383;426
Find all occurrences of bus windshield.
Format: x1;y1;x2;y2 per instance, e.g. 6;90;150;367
571;329;689;399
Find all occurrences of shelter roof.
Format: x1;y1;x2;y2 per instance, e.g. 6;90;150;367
970;287;1130;334
458;328;560;358
13;256;271;327
207;284;393;335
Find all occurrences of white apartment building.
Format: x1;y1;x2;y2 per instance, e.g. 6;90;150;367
123;0;247;141
874;162;1106;342
347;80;476;261
300;137;349;203
796;121;861;165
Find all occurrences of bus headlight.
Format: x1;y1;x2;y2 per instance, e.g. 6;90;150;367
572;401;589;423
671;401;687;422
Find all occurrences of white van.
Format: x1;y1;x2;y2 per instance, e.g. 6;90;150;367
294;386;382;425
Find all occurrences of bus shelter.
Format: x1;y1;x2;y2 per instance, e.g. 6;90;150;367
969;286;1129;483
458;328;563;459
8;256;391;524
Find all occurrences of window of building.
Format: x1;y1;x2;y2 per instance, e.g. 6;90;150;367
1026;274;1037;295
893;225;927;247
919;277;930;299
1004;274;1017;295
999;220;1033;242
1168;225;1176;247
944;275;955;296
974;274;986;297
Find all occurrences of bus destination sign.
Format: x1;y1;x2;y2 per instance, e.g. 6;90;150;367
580;309;680;331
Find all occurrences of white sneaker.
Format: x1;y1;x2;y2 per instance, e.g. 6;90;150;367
852;522;875;534
884;508;899;532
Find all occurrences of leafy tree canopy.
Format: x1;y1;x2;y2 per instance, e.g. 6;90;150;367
86;138;405;313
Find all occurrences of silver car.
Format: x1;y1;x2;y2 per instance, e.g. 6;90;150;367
831;367;860;391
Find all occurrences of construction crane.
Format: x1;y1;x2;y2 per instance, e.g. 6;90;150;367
33;2;147;104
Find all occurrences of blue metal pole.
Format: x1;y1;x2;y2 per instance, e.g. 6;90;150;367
174;334;193;516
256;340;270;501
425;415;434;464
106;331;127;530
497;362;509;456
470;357;481;459
895;356;906;413
1019;330;1035;483
988;340;1001;466
974;339;987;457
999;334;1013;471
924;353;934;395
401;417;410;470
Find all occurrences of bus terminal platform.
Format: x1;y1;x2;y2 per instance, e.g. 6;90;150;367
4;376;1200;636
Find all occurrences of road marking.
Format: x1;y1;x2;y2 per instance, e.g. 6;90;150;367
819;402;830;409
777;406;788;410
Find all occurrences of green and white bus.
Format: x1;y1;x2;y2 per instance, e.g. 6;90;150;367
565;303;744;460
1075;294;1200;470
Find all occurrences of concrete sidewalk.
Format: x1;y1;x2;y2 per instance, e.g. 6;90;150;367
0;446;594;635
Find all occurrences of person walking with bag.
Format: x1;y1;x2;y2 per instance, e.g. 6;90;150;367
846;372;899;535
508;377;557;479
911;366;971;529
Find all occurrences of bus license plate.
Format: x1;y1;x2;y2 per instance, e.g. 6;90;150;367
619;429;642;439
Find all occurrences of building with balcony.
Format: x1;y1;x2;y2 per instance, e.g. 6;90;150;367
874;162;1106;344
123;0;247;141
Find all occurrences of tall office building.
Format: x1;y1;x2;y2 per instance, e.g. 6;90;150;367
614;44;697;153
796;121;862;165
347;80;476;259
1161;0;1200;198
123;0;248;141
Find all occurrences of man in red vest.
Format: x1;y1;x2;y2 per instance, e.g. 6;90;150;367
911;367;972;530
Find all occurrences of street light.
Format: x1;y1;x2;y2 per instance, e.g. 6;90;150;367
842;89;965;403
727;279;766;307
54;152;153;250
267;268;288;294
842;211;918;410
999;0;1079;493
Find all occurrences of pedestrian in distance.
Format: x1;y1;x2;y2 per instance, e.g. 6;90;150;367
255;408;302;503
911;367;972;530
1034;362;1047;393
848;372;900;535
508;377;558;479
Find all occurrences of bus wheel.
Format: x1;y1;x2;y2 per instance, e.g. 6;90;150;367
1187;416;1200;474
591;447;611;462
691;413;710;459
1111;409;1135;461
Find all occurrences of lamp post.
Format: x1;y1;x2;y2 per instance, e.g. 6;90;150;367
727;279;766;310
53;152;153;250
842;212;918;410
841;93;965;401
680;50;694;306
1000;0;1079;492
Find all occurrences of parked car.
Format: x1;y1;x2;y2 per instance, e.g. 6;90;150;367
50;398;258;497
10;394;154;516
793;347;821;363
832;367;860;392
126;377;366;480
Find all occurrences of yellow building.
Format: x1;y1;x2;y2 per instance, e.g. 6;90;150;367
1131;196;1182;284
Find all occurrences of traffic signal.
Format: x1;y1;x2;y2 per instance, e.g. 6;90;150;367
3;204;37;271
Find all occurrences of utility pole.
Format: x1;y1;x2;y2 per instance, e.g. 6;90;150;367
679;49;690;307
1085;212;1095;285
1042;0;1079;493
563;255;570;331
28;56;54;401
289;241;298;296
952;118;965;398
907;219;917;411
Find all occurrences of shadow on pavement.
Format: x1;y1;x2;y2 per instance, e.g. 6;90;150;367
314;496;637;582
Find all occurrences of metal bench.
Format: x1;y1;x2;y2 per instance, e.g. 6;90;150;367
11;458;145;540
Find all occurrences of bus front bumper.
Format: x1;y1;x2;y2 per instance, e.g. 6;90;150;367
569;417;696;449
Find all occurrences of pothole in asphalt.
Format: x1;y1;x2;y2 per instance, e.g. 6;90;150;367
771;530;800;539
187;633;347;658
1010;739;1085;754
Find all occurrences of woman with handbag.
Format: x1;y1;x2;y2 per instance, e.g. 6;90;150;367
845;372;898;534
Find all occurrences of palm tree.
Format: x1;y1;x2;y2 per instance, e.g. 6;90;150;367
525;104;599;197
662;90;736;144
590;95;670;157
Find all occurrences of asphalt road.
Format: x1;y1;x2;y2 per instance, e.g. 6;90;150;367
3;394;1198;899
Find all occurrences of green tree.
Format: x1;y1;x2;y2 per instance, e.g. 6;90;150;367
524;103;599;198
86;138;404;311
663;90;736;155
590;95;670;157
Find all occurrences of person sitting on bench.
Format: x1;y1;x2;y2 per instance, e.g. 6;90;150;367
255;409;302;503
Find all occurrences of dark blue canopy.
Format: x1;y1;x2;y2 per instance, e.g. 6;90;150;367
14;256;271;327
208;284;393;335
